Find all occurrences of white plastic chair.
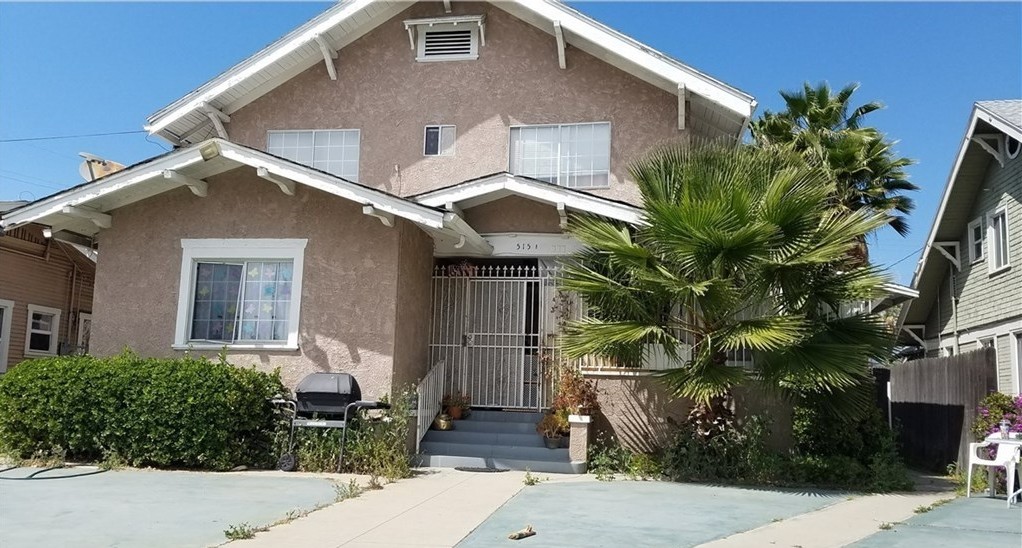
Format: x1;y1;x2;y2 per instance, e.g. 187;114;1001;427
967;441;1021;508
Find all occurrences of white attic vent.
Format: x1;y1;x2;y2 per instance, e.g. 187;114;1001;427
404;15;486;63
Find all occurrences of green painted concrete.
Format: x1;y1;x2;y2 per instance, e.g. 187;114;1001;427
456;480;844;547
851;496;1022;548
0;468;337;548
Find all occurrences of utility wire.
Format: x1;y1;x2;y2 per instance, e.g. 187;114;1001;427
0;130;146;143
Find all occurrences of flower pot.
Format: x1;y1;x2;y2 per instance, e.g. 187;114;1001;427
448;406;464;420
543;436;562;449
559;435;570;449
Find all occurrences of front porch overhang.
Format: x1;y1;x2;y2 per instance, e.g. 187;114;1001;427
414;172;645;227
0;138;492;255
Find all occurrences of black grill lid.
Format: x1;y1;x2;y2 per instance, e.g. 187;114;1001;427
294;373;362;417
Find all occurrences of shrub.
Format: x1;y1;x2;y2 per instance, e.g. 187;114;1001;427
973;392;1022;440
587;432;663;481
0;352;284;470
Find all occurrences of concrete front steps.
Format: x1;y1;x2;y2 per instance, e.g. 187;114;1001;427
416;409;583;474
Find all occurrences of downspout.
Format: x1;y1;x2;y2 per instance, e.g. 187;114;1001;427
950;271;960;354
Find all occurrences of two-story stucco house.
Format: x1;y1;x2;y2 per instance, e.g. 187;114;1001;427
0;0;759;471
900;100;1022;395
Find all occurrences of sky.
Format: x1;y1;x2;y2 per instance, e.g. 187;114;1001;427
1;2;1020;284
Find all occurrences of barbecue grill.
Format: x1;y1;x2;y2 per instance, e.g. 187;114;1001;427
272;372;389;472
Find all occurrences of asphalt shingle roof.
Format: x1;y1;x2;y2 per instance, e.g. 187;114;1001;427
977;99;1022;130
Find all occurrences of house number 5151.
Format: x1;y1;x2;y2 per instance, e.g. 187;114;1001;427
515;243;537;251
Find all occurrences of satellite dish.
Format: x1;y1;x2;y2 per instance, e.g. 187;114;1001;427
78;152;125;182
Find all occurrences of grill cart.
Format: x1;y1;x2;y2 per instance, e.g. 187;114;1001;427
272;372;390;472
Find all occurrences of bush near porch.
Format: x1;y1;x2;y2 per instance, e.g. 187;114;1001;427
588;395;913;493
0;353;284;470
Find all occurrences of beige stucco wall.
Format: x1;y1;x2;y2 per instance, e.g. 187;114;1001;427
463;196;563;234
227;1;683;205
586;373;793;454
391;221;435;391
90;167;433;398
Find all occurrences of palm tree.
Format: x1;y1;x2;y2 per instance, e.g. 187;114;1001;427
559;144;894;430
750;82;917;239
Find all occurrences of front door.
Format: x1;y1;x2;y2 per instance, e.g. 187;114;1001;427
430;260;546;409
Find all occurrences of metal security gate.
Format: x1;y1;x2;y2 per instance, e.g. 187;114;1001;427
429;262;558;410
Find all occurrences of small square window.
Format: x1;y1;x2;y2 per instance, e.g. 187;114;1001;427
424;125;456;156
25;305;61;355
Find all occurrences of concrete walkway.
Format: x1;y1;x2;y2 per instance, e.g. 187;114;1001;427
231;469;556;548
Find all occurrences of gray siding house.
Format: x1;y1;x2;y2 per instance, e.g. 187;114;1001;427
900;100;1022;394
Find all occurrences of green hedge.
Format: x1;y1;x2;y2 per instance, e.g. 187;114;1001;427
0;352;285;470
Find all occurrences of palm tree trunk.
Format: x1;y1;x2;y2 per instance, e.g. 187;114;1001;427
686;391;736;440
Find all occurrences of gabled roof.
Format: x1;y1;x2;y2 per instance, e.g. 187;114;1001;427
145;0;756;145
413;172;645;225
900;100;1022;328
0;138;476;242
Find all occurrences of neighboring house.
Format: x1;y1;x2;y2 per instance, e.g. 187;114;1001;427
0;0;765;466
0;201;96;372
899;100;1022;395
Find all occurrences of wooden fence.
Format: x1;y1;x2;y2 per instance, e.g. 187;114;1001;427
886;348;997;472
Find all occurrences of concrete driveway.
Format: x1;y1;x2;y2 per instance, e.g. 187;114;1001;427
0;466;341;548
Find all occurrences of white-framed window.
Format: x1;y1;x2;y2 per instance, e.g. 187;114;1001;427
77;312;93;353
174;239;307;350
1013;330;1022;395
987;207;1010;274
416;23;479;62
509;122;611;189
267;130;360;182
0;299;13;372
25;304;61;356
942;346;955;357
979;336;997;361
968;217;984;263
424;125;456;157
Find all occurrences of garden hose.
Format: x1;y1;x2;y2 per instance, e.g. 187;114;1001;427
0;465;108;480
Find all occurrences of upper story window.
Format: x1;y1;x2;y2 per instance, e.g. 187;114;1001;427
968;217;984;263
267;130;360;182
404;16;485;63
424;125;456;156
509;122;611;189
988;208;1010;274
1006;136;1020;160
174;239;307;351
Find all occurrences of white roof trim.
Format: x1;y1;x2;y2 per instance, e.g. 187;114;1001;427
145;0;377;136
0;139;447;232
414;173;644;226
145;0;755;143
909;103;1021;291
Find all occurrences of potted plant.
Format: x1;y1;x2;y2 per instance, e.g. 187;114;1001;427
551;366;600;416
442;392;471;420
433;413;453;431
537;413;568;449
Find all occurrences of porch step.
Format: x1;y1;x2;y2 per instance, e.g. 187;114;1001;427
466;410;544;423
448;419;538;435
418;410;579;474
420;441;566;462
413;454;584;475
424;429;545;448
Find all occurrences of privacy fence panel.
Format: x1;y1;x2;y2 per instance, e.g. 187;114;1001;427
888;348;997;472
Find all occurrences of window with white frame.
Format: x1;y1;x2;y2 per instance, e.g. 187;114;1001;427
979;336;997;363
968;217;984;263
174;239;307;350
509;123;611;189
988;208;1010;272
1006;136;1021;160
26;304;61;356
424;125;456;156
267;130;360;182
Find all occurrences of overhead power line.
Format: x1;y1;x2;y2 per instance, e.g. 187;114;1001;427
0;130;146;143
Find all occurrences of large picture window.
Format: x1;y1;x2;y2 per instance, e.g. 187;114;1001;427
267;130;360;182
509;122;611;189
174;239;307;350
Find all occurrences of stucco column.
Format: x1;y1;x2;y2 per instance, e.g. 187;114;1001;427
568;414;591;474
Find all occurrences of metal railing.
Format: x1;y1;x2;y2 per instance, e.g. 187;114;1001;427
415;360;446;453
